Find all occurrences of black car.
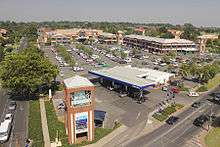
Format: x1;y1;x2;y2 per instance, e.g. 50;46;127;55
166;116;179;125
193;115;208;126
191;102;201;108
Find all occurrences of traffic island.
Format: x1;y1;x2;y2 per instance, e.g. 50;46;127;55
152;104;184;122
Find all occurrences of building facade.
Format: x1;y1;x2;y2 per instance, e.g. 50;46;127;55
123;34;197;53
63;76;95;144
98;32;118;44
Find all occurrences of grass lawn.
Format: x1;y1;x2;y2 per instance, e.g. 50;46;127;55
205;127;220;147
45;101;119;147
206;74;220;90
153;104;184;122
28;100;44;147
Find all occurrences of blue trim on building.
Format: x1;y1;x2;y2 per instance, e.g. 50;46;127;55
88;71;155;90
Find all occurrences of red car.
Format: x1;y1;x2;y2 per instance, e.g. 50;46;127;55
171;87;180;94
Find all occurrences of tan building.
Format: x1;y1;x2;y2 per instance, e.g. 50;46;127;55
197;34;219;52
98;32;117;44
38;28;103;45
123;34;197;53
0;28;7;37
63;75;95;144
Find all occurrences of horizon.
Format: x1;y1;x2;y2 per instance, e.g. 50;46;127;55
0;0;220;27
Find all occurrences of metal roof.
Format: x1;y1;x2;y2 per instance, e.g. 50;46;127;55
89;66;174;89
63;75;94;89
125;34;195;44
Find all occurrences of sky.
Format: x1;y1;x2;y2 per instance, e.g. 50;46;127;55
0;0;219;27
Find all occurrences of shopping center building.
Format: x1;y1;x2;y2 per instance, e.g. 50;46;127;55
123;34;198;53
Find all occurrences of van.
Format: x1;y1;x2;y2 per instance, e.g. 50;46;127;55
0;120;12;143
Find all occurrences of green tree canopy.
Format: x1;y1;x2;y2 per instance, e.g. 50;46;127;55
0;47;59;95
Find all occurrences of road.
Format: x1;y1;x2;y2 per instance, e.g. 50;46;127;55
0;88;28;147
124;87;220;147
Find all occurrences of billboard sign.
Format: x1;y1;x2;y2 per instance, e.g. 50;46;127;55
71;91;91;107
75;112;88;134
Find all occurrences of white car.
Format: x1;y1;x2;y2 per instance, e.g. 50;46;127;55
188;92;199;97
153;62;159;65
160;63;167;66
4;113;13;124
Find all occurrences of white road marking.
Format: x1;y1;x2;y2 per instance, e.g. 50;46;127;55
136;112;141;120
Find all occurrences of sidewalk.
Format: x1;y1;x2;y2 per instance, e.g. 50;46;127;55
84;125;128;147
39;98;51;147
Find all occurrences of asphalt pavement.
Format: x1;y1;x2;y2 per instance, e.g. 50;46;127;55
124;87;220;147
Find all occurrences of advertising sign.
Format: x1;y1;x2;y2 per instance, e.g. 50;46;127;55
75;112;88;134
71;91;91;107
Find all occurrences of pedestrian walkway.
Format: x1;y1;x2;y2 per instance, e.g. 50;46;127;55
39;98;51;147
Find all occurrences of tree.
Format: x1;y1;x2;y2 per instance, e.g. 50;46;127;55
0;47;59;95
179;64;190;78
120;51;127;59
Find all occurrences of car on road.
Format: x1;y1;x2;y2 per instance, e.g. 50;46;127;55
166;116;179;125
188;91;199;97
4;113;13;124
193;115;208;126
191;102;201;108
0;120;12;143
8;101;16;112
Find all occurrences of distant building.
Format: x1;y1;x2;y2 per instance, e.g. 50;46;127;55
0;28;7;37
134;27;145;35
63;75;95;144
51;34;70;45
98;32;117;44
167;29;184;39
123;34;197;53
197;34;219;52
38;28;103;45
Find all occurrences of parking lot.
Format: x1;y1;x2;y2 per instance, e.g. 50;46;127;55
40;43;219;129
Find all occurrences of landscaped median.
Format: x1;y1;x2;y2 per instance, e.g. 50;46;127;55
197;73;220;92
45;101;121;147
152;104;184;122
205;127;220;147
28;100;44;147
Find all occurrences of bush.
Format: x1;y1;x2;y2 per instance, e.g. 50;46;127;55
197;85;208;92
153;104;184;122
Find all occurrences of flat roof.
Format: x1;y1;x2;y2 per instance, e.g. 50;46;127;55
89;66;174;89
63;75;94;89
125;34;195;44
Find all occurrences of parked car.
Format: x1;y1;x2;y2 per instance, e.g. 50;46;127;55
188;91;199;97
119;92;128;98
166;116;179;125
57;102;66;110
191;102;201;108
213;93;220;101
171;87;180;94
162;86;168;91
8;101;16;112
193;115;208;126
